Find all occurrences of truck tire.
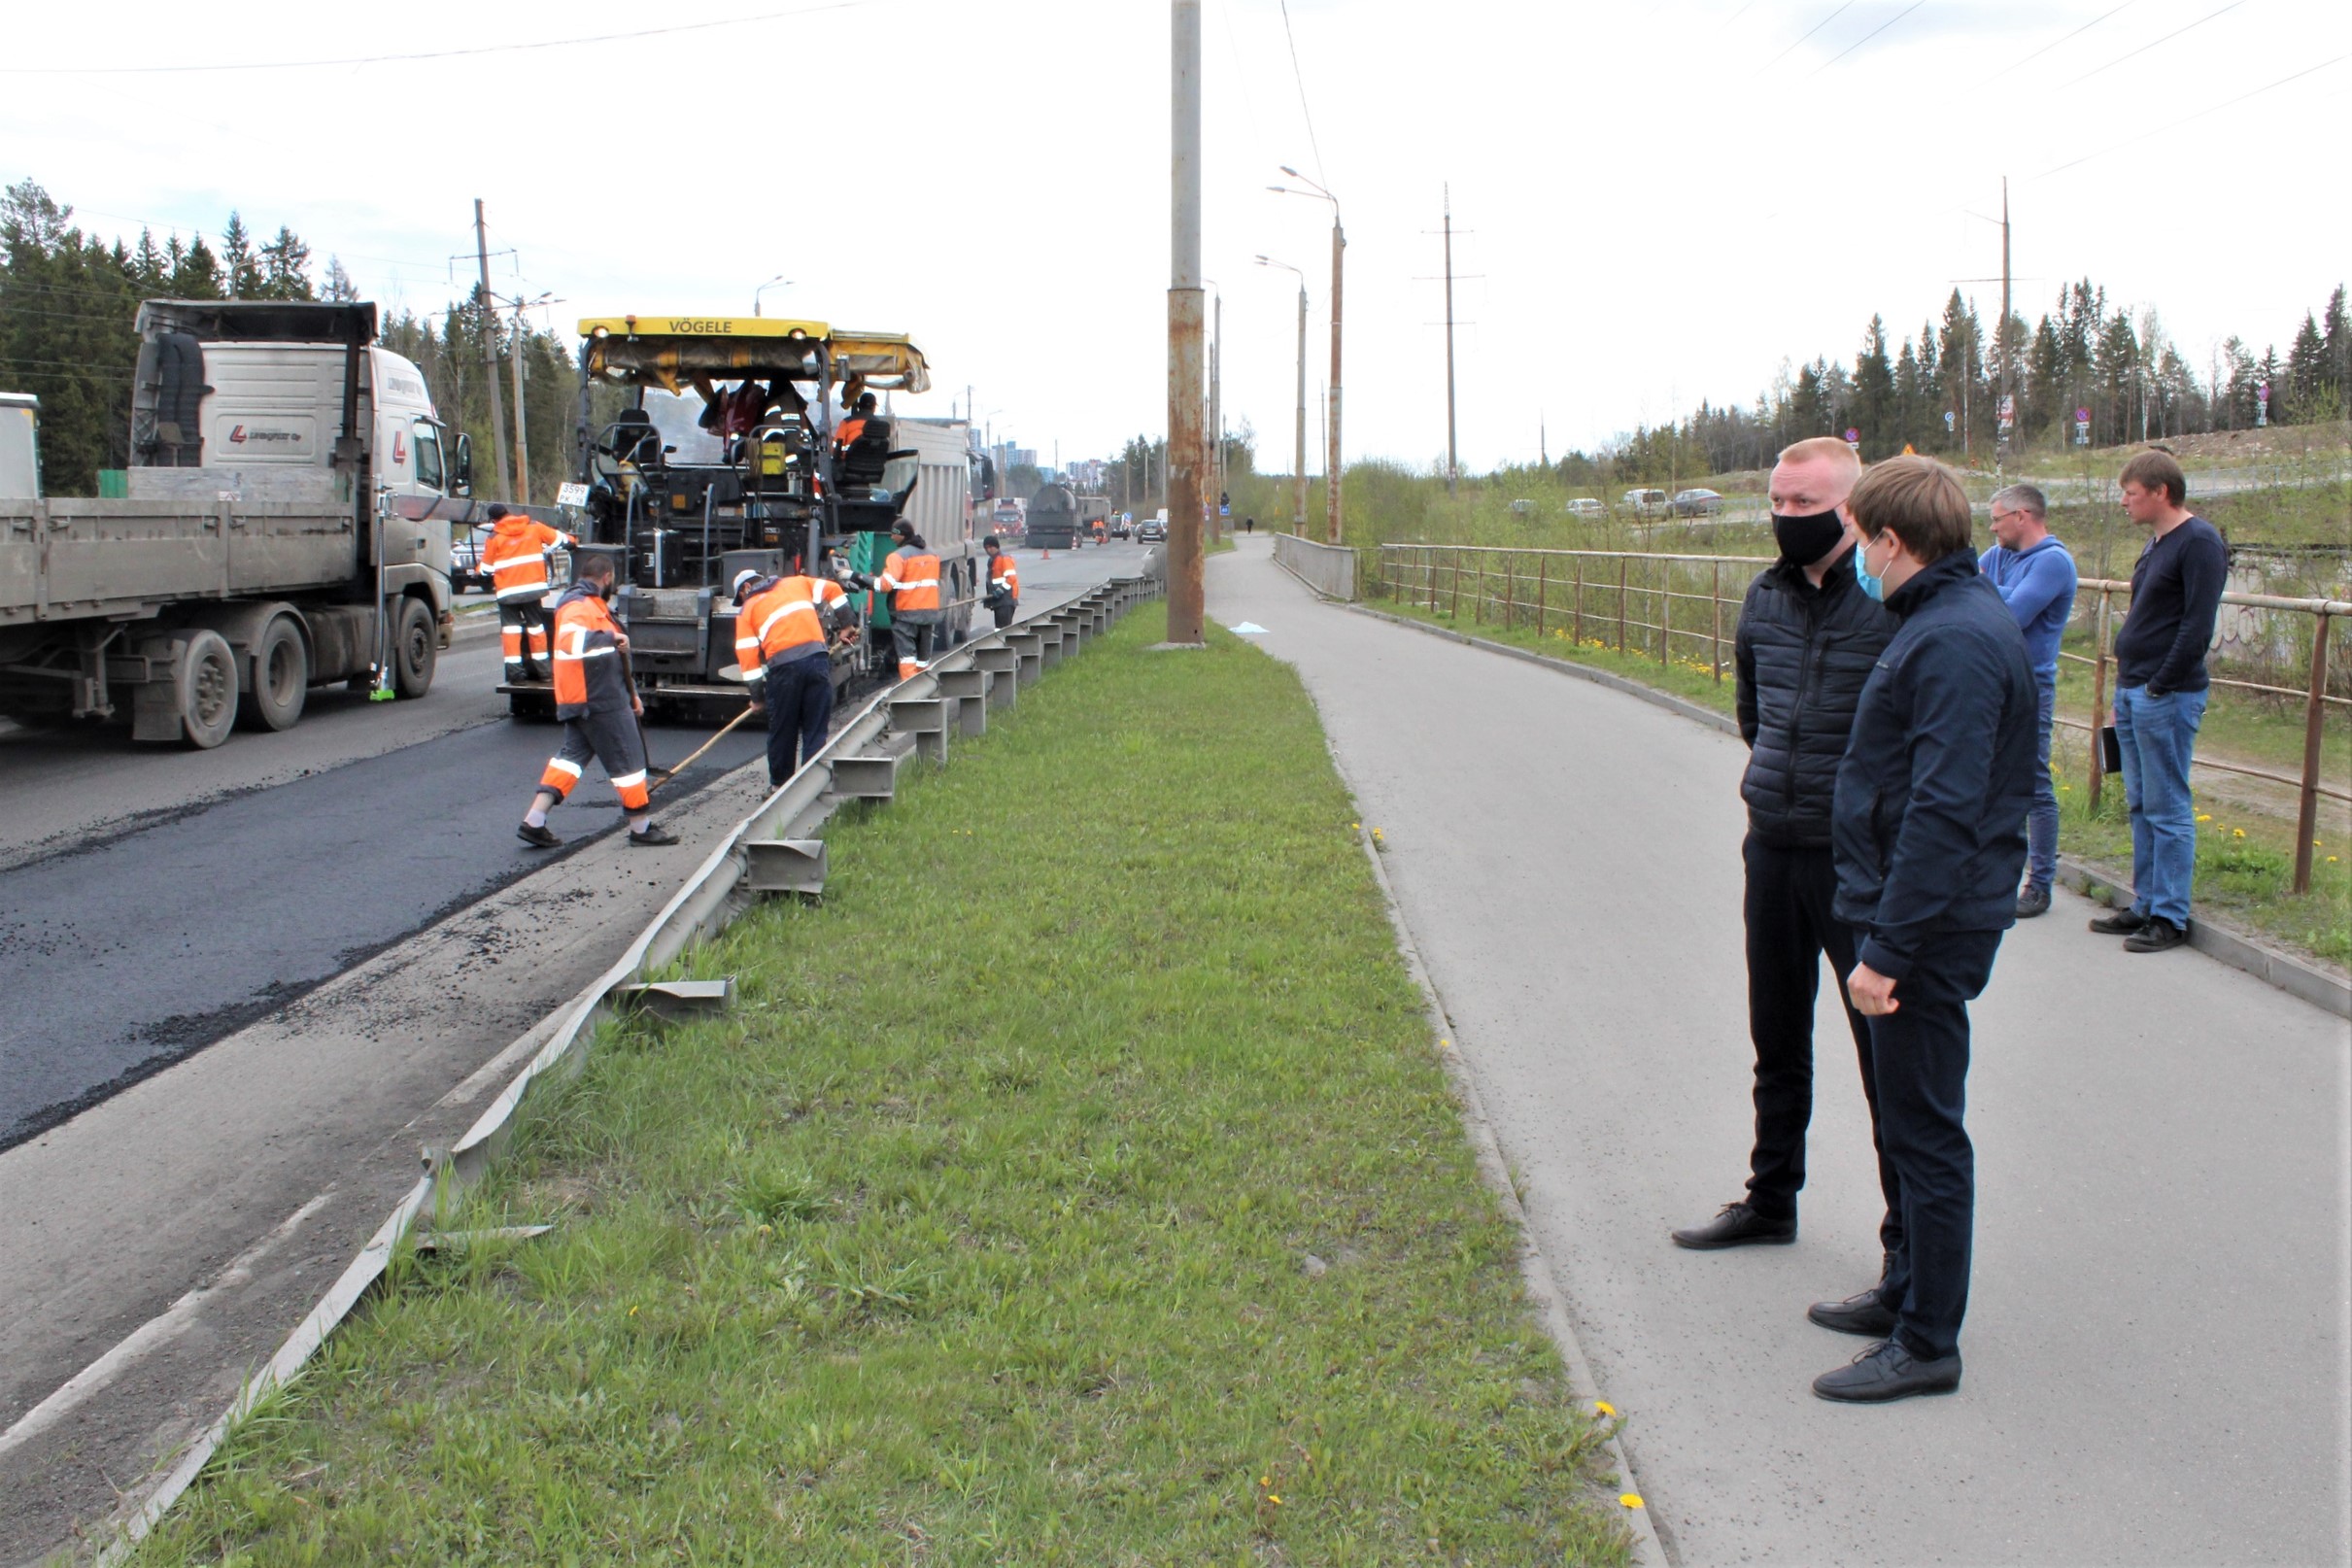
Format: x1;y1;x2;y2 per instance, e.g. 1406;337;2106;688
391;597;436;699
177;630;239;748
239;616;308;732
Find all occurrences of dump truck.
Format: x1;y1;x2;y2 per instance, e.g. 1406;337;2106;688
0;300;462;746
539;315;988;716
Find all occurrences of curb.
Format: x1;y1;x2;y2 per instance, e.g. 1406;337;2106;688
1346;598;2348;1020
1339;774;1672;1566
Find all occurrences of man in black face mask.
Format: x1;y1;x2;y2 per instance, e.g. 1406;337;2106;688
1673;436;1898;1276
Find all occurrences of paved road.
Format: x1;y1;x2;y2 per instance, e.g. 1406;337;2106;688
1217;537;2349;1567
0;543;1142;1564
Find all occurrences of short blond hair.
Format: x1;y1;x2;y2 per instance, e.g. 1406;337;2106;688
1777;435;1862;473
1848;456;1973;562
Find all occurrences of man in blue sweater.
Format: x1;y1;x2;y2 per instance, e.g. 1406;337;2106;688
1814;456;2035;1403
2090;450;2229;954
1981;484;2078;916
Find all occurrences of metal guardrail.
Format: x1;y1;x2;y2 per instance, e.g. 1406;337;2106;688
95;561;1167;1564
1376;542;2350;896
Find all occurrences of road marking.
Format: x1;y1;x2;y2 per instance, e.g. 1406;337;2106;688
0;1191;333;1463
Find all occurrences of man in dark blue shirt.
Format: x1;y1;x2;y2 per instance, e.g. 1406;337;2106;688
2091;450;2228;953
1981;484;2077;916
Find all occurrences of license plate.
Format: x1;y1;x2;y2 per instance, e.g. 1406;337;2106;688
555;482;591;508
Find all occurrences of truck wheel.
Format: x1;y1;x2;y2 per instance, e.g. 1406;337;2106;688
177;630;239;748
391;597;437;699
239;616;308;732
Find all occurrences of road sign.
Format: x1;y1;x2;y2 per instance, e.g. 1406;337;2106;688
2257;383;2270;427
1944;411;1957;432
2075;407;2091;423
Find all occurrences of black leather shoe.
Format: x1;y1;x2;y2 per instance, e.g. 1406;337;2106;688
517;822;560;849
2124;917;2189;953
2015;885;2051;918
2089;908;2147;935
1812;1339;1962;1403
628;823;680;847
1808;1288;1898;1338
1671;1202;1796;1250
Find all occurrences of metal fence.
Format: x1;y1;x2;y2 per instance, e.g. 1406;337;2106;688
1372;542;2350;894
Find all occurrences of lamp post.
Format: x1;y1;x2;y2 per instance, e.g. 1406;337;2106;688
1270;169;1343;543
753;275;794;317
1254;256;1308;532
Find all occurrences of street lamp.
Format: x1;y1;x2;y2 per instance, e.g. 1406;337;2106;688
1269;168;1344;544
753;275;794;317
1254;256;1309;533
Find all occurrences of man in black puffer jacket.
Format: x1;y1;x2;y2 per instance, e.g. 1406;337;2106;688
1674;438;1897;1257
1809;456;2033;1404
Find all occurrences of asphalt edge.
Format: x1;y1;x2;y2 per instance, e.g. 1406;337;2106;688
1343;599;2351;1020
1335;765;1673;1566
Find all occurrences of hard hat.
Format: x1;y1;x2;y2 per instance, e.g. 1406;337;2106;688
731;568;761;599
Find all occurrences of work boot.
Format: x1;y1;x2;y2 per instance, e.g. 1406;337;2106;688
1812;1339;1962;1403
2089;908;2147;936
1808;1288;1899;1338
2015;885;2051;918
629;823;680;847
2124;917;2190;953
517;822;560;849
1671;1201;1796;1250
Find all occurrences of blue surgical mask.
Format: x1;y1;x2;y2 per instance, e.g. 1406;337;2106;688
1854;537;1888;602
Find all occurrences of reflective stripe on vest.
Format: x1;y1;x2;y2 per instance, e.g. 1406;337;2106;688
735;577;844;674
882;550;942;612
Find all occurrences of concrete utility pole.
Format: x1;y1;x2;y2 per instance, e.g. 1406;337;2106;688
1210;290;1223;544
1997;176;2013;482
1165;0;1207;643
1326;198;1345;542
507;312;530;503
1256;255;1309;531
1443;185;1458;496
473;199;510;503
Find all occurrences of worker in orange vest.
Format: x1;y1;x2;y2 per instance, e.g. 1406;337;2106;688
982;534;1019;629
835;390;879;449
516;553;677;849
733;564;853;786
875;519;943;679
479;503;577;683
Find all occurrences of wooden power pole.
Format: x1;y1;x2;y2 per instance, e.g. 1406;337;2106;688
473;199;511;503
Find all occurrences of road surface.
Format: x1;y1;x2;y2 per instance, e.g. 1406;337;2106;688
1217;535;2348;1567
0;544;1142;1565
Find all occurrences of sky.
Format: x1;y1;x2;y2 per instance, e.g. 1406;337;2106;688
4;0;2347;475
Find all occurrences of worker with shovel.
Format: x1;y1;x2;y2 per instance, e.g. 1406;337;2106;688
517;553;678;849
733;562;853;787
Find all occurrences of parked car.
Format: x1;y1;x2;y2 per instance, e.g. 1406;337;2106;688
1566;497;1605;519
1136;516;1167;542
1671;488;1723;518
1622;488;1672;519
452;521;494;594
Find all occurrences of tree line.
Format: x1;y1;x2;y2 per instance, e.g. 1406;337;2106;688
0;180;578;497
1555;279;2352;486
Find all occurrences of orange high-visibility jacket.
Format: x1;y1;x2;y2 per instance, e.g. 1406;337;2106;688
877;547;942;613
835;416;869;448
735;575;848;681
482;518;576;602
987;553;1018;597
550;583;631;718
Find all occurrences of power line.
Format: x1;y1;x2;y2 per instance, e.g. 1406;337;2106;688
1982;0;2136;85
1755;1;1857;75
1277;0;1326;188
2056;0;2243;89
2029;51;2346;181
0;0;877;75
1805;0;1931;79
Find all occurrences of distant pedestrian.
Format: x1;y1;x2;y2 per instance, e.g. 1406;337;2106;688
982;535;1019;629
1674;437;1899;1264
1245;515;1255;533
1814;455;2034;1403
733;565;850;788
2091;450;2227;953
1980;484;2078;916
516;553;677;849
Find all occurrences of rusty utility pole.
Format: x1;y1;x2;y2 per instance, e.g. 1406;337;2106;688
1165;0;1207;643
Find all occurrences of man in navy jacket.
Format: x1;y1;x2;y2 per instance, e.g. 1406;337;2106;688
1812;456;2035;1404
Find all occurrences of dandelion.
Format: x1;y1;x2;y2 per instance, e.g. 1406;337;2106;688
1620;1493;1646;1509
2329;855;2339;864
2196;813;2212;823
1593;1400;1617;1417
2233;829;2246;839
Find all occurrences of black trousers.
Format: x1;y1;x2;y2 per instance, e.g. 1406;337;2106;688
892;615;939;668
1742;835;1899;1256
989;593;1017;629
762;655;834;788
1868;930;2001;1361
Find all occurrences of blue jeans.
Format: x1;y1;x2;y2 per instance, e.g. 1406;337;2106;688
2025;671;2059;893
2114;684;2207;927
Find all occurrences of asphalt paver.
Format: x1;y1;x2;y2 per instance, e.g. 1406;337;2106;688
1214;536;2348;1567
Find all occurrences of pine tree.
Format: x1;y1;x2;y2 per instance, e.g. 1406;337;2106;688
1853;316;1894;456
2285;310;2327;423
171;235;223;298
323;256;358;302
257;224;313;300
2322;286;2350;412
131;228;165;292
2026;315;2063;444
220;212;262;296
2094;313;2137;446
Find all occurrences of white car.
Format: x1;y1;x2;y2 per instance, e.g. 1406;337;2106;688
1566;497;1605;519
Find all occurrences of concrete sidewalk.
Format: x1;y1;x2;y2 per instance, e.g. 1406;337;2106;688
1217;536;2349;1567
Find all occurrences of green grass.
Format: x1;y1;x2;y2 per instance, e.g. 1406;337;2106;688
134;603;1633;1567
1368;592;1742;720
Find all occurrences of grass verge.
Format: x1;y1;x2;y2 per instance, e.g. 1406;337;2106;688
134;601;1634;1566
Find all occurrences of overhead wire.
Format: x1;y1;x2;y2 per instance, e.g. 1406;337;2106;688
1754;1;1857;75
0;0;879;75
2056;0;2244;89
1981;0;2137;85
1803;0;1931;79
1277;0;1327;187
2028;51;2346;181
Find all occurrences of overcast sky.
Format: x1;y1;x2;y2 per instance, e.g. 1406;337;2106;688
5;1;2347;474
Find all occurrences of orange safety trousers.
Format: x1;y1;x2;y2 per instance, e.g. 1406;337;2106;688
539;709;651;812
